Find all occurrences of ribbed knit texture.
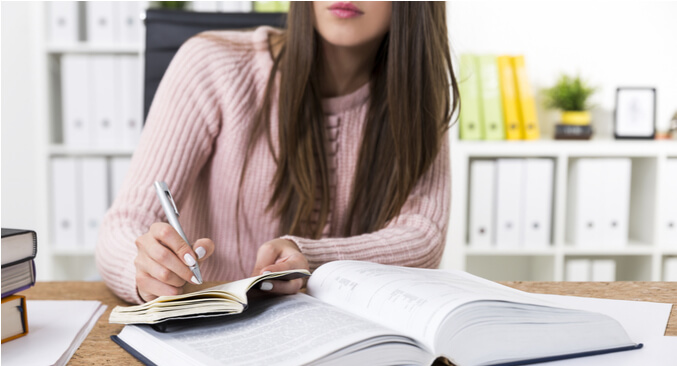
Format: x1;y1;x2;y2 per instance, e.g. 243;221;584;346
95;26;451;304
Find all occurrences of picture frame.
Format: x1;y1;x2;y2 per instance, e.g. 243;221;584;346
614;87;656;139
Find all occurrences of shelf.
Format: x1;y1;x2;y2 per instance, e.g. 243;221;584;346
47;43;142;54
455;139;677;158
465;247;556;256
49;144;135;157
563;243;654;256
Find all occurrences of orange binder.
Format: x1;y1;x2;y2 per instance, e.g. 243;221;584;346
1;294;28;343
512;55;540;140
497;56;521;140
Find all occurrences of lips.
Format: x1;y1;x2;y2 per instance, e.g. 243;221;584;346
328;2;364;19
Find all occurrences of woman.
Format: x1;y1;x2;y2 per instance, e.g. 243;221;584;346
96;1;459;304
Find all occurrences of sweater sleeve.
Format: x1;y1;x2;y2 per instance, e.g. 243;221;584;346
95;36;224;304
283;135;452;270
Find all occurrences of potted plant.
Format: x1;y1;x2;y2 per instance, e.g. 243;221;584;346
543;74;596;125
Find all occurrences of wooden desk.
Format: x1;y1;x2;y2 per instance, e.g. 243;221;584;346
22;281;677;365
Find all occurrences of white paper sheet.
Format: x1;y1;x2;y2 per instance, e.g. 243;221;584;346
1;300;106;366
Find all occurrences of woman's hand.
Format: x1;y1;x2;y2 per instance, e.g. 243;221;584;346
251;238;309;295
134;222;215;302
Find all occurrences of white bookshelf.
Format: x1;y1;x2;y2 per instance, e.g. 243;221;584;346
440;122;677;281
37;2;147;281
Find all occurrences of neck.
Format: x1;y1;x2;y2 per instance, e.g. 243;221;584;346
317;37;383;98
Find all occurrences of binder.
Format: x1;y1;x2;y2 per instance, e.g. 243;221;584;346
90;55;121;148
223;1;253;12
664;159;677;247
495;159;524;248
61;55;91;147
512;55;540;140
566;259;590;281
118;2;143;44
80;158;109;250
568;159;603;247
48;1;80;43
591;259;616;281
477;55;505;140
664;257;677;281
110;157;132;204
86;1;119;43
522;159;554;249
51;157;80;249
192;2;220;12
459;54;483;140
119;56;143;148
497;56;521;140
469;160;496;248
600;159;631;247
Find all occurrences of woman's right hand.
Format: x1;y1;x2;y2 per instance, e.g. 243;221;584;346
134;222;215;302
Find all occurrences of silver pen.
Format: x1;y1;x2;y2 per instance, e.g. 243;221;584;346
153;181;203;285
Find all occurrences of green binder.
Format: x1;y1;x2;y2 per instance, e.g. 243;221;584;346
459;54;483;140
477;55;505;140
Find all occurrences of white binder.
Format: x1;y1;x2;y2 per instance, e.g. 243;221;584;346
591;259;616;281
565;259;590;281
86;1;119;43
495;159;524;248
568;159;603;248
522;158;554;249
117;2;143;44
193;2;220;12
221;1;253;12
90;55;121;148
663;159;677;247
664;257;677;281
51;158;80;249
80;158;109;250
110;157;132;204
600;159;631;247
468;160;496;248
61;55;91;147
48;1;80;43
119;56;143;148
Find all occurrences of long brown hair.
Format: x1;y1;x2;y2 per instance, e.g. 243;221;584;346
241;2;459;240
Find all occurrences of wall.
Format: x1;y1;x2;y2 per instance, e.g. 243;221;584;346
447;1;677;137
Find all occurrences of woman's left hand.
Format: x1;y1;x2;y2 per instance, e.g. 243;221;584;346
251;238;309;295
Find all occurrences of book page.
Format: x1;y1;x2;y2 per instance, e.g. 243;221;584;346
120;293;432;366
307;260;556;349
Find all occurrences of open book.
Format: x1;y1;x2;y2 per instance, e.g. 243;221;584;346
112;261;641;366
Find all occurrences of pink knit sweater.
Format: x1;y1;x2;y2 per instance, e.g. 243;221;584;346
95;26;451;304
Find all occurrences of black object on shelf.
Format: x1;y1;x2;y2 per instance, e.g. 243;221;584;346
554;124;593;140
143;9;287;124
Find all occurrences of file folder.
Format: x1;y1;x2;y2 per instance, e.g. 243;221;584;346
61;55;91;147
477;55;505;140
522;159;554;248
600;159;631;247
495;159;524;248
118;2;143;44
664;159;677;247
568;159;603;247
497;56;521;140
469;160;496;248
51;158;80;249
459;54;483;140
90;55;121;148
87;1;118;43
48;1;80;43
566;259;591;281
591;259;616;281
512;55;540;140
119;56;143;148
80;158;108;250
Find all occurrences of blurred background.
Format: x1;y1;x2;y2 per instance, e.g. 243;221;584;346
2;1;676;282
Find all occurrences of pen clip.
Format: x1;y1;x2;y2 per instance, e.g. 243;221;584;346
155;181;180;217
164;190;179;217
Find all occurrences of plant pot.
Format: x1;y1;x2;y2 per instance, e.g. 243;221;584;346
561;111;591;125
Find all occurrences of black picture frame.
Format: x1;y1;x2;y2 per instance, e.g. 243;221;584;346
614;87;656;140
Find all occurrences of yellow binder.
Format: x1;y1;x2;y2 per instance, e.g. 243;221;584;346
512;55;540;140
497;56;521;140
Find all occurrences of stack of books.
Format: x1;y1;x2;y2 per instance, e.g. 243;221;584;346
459;54;540;141
1;229;38;343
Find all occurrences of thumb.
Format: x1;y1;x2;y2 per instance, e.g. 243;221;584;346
193;238;215;262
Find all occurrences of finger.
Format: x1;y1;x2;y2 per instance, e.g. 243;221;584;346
260;253;308;274
136;272;184;300
144;237;196;283
150;222;199;269
193;238;215;262
252;243;282;276
259;278;304;295
141;256;187;288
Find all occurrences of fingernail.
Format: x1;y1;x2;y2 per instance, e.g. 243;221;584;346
184;253;196;266
260;281;273;291
195;247;206;259
191;276;199;285
263;271;272;275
